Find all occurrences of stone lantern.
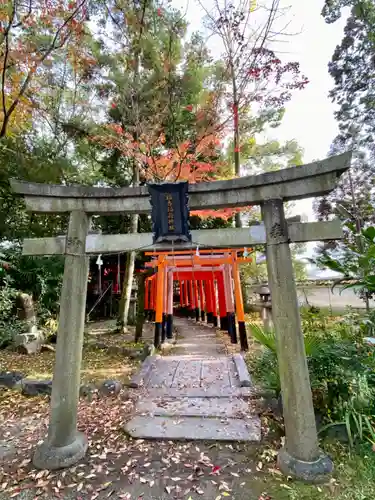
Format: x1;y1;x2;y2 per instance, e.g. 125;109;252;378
255;285;273;330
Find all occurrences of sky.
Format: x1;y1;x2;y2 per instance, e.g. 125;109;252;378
171;0;348;223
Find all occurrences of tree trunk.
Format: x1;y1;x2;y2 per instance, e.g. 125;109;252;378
118;209;139;331
135;273;146;342
231;67;242;229
118;162;139;331
117;3;146;330
231;74;247;298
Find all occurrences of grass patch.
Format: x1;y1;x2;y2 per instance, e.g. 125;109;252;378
239;443;375;500
267;444;375;499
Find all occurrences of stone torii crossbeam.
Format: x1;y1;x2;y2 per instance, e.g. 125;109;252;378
11;151;351;481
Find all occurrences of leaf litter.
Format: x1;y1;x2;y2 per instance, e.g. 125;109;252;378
0;407;263;500
0;323;276;498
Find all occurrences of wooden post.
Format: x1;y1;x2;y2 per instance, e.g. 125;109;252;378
223;261;237;343
154;259;165;348
33;210;90;470
211;280;218;327
166;271;174;340
189;280;194;318
179;280;183;307
194;279;200;321
144;278;149;318
199;280;205;321
262;199;332;481
151;275;156;321
182;280;188;316
161;267;168;343
217;274;228;332
205;280;213;324
232;256;247;349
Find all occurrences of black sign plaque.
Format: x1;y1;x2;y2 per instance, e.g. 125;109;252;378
148;182;191;244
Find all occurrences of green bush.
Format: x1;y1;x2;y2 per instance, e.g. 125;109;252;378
2;246;64;316
300;305;330;336
0;277;25;348
248;308;375;444
308;338;375;421
248;321;329;396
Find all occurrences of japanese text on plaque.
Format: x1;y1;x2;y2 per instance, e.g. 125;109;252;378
165;193;175;231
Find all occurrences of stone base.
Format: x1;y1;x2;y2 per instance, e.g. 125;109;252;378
220;316;228;331
227;312;237;344
161;314;167;343
238;321;248;350
154;322;162;348
195;308;200;322
33;432;88;470
166;314;173;339
278;447;333;483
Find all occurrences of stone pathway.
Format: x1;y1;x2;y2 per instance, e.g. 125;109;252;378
126;317;261;442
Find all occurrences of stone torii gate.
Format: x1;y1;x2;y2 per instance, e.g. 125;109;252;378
11;151;351;481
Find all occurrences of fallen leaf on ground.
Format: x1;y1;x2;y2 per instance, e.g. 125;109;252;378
211;465;221;475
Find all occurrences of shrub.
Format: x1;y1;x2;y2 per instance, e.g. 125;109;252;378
248;313;375;429
0;277;25;348
300;305;330;336
3;246;64;315
308;339;375;421
248;322;328;397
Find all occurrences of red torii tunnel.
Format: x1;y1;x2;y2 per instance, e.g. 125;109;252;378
143;249;252;351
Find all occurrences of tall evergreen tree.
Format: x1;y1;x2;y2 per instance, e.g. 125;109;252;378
314;0;375;228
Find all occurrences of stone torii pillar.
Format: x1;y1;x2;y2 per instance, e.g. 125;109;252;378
33;210;91;470
11;151;351;479
261;199;332;479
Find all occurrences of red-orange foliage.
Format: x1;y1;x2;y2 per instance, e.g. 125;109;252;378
91;122;245;220
0;0;93;137
91;125;222;184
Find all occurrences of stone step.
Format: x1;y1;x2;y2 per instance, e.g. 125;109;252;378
136;397;250;418
141;387;254;399
125;415;261;442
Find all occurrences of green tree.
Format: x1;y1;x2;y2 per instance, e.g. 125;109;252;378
0;137;72;242
317;222;375;311
89;0;238;329
315;1;375;227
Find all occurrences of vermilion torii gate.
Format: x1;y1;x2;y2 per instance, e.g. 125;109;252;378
143;249;252;350
11;151;351;481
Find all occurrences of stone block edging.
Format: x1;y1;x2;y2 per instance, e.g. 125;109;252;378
232;353;252;387
128;353;158;388
0;372;127;400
